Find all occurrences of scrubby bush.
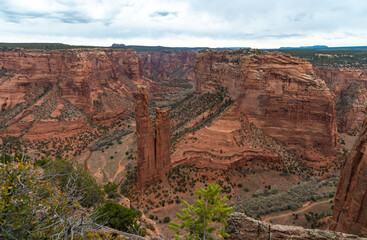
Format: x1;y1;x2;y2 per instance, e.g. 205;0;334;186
94;201;144;235
43;158;104;208
104;182;119;198
236;177;338;218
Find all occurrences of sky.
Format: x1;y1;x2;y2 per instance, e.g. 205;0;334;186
0;0;367;48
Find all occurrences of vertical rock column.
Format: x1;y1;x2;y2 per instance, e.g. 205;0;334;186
135;85;156;187
330;115;367;237
155;108;171;179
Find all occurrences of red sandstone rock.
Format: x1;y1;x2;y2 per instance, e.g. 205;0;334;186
155;108;171;178
330;113;367;237
315;67;367;132
0;48;143;138
135;85;156;187
194;50;337;156
135;86;171;187
139;50;196;82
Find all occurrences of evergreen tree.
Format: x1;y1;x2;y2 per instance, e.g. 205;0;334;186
169;183;234;240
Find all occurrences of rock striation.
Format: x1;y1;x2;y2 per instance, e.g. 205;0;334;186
0;48;143;138
226;212;363;240
194;49;337;156
139;50;196;82
330;113;367;237
135;85;171;187
315;67;367;132
155;108;171;178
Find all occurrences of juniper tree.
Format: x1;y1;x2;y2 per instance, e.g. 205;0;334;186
169;183;234;240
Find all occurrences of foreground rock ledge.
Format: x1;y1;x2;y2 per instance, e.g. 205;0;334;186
226;212;365;240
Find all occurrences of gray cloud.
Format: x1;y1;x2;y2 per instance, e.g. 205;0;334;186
0;0;367;48
150;11;177;18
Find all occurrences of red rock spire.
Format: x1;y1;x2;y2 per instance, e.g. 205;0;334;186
135;85;171;187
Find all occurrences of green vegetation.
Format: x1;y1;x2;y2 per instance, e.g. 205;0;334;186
0;153;149;239
170;88;233;149
236;177;338;218
43;158;104;208
0;154;99;239
169;183;234;240
94;201;145;235
275;49;367;68
104;182;119;198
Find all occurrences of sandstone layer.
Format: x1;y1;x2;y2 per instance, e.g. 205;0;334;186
155;108;171;178
135;86;171;187
139;50;196;82
330;113;367;237
171;102;281;170
227;212;363;240
135;86;156;187
315;67;367;132
0;48;143;138
194;49;337;156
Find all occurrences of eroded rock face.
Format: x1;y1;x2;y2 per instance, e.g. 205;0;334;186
0;48;142;138
315;67;367;132
227;212;363;240
194;50;337;156
155;108;171;178
135;86;171;187
139;50;196;81
135;86;156;187
330;114;367;237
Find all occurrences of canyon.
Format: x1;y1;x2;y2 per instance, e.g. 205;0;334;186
170;49;338;176
0;48;141;140
314;67;367;132
1;46;367;238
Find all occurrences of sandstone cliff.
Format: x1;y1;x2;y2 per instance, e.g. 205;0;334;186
315;67;367;132
135;86;171;187
0;48;143;139
227;212;363;240
139;50;196;82
330;112;367;237
194;49;337;156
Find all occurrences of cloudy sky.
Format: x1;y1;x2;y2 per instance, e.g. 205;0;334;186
0;0;366;48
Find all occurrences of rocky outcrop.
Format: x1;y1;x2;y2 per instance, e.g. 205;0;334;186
135;85;156;187
194;49;337;156
139;50;196;81
226;212;363;240
135;86;171;187
315;67;367;132
0;48;143;138
155;108;171;178
171;102;281;170
330;113;367;237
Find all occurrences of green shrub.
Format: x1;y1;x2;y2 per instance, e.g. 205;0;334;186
104;182;118;198
44;158;104;208
163;216;171;223
94;201;143;234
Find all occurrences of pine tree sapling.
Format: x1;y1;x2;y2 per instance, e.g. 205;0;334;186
169;183;234;240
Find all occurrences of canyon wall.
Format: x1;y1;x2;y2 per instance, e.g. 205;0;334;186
135;86;171;187
227;212;363;240
315;67;367;132
0;48;143;138
194;49;337;156
330;112;367;237
139;50;196;82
